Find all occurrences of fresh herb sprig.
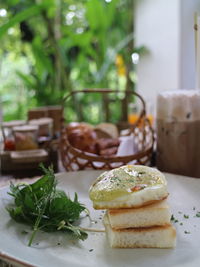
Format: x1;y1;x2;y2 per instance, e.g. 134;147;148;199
6;165;88;246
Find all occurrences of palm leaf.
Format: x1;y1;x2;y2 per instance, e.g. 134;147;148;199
0;5;44;39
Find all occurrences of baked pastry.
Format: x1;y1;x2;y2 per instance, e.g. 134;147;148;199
95;123;119;139
66;122;97;154
65;122;120;156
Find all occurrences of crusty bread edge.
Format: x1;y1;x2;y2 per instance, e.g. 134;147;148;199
108;200;169;215
110;224;175;233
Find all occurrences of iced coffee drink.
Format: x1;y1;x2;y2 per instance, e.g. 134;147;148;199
156;90;200;178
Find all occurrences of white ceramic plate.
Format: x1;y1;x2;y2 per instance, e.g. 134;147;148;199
0;170;200;267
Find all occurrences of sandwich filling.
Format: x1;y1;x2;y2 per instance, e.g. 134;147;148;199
89;165;168;208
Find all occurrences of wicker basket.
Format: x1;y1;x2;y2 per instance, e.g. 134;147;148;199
60;89;154;171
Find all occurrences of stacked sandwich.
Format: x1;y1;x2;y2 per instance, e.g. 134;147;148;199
89;165;176;248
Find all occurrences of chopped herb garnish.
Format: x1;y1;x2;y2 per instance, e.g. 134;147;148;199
184;231;190;234
193;207;196;210
21;230;28;235
137;172;146;176
180;222;183;226
196;212;200;217
171;214;179;223
6;164;88;247
186;112;191;119
89;249;94;252
184;214;189;219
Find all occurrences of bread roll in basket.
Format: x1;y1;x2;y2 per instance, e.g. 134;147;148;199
60;89;154;171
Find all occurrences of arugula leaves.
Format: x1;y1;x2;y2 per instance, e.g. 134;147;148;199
6;165;88;246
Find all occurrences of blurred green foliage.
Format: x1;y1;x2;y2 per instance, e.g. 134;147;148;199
0;0;147;124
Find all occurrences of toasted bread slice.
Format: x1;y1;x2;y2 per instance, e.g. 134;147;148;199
103;215;176;248
107;200;171;229
89;165;168;209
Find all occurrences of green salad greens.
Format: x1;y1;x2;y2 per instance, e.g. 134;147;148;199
6;165;88;246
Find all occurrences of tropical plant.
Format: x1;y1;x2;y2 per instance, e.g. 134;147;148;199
0;0;147;123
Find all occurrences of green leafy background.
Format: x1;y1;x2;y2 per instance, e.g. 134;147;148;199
0;0;147;124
